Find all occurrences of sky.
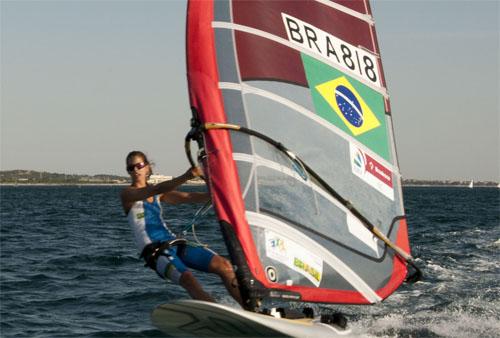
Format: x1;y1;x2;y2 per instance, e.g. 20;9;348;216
1;0;498;181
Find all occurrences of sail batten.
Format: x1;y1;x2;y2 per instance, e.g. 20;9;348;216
187;0;411;306
314;0;374;24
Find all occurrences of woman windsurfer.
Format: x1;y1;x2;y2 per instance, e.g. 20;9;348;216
120;151;242;306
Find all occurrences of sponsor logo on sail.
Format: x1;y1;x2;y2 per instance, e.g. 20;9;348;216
350;144;394;200
294;258;322;283
316;76;380;136
353;148;366;175
265;230;323;287
366;153;392;188
269;238;286;253
266;234;289;262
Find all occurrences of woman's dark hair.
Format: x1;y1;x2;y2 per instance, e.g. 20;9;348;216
126;150;153;177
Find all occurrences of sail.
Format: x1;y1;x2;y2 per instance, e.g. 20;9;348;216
186;0;410;306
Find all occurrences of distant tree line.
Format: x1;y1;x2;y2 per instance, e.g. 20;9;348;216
0;170;130;184
402;179;498;187
0;170;497;187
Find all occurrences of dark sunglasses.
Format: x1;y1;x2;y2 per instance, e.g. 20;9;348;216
127;161;148;172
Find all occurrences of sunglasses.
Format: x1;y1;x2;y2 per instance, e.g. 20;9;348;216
127;161;148;172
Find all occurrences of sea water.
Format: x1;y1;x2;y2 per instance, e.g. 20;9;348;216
1;185;498;337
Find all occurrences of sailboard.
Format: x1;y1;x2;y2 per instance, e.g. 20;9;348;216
468;180;474;189
152;300;350;337
155;0;419;335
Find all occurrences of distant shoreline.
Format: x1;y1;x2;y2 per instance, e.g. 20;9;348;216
1;170;498;188
0;182;206;187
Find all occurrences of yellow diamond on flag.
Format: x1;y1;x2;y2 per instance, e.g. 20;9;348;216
316;76;380;136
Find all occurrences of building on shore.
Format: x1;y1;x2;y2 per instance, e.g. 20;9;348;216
147;174;205;186
186;177;206;185
148;175;173;184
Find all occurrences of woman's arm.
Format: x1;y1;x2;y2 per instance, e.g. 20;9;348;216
121;168;199;212
161;190;210;204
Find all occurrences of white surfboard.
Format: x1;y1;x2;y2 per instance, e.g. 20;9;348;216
151;300;351;337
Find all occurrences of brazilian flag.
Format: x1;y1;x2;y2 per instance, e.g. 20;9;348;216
302;54;390;162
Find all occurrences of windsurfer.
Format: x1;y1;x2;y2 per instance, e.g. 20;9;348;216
120;151;243;306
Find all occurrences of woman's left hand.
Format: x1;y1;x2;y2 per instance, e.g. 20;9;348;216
190;166;204;178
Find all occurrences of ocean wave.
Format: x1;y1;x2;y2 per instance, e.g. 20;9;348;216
352;308;500;338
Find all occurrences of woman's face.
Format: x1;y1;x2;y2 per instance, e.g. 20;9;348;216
126;155;149;181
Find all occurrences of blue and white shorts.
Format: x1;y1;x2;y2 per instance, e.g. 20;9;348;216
155;244;216;284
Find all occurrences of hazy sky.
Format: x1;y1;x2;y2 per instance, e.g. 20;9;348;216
1;0;498;181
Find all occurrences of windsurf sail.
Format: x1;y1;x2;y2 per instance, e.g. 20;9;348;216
186;0;413;308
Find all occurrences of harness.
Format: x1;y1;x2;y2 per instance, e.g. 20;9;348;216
139;238;187;271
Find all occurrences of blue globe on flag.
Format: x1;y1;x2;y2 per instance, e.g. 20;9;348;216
335;85;364;127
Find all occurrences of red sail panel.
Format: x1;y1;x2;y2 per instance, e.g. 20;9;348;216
234;32;307;85
233;0;376;85
375;218;410;299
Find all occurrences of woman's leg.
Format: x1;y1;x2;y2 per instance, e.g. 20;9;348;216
180;245;243;306
181;245;243;306
179;271;215;302
208;255;243;307
156;251;214;302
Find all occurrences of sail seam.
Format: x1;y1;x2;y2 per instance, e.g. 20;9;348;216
211;21;388;97
314;0;374;25
219;81;398;172
241;163;256;200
